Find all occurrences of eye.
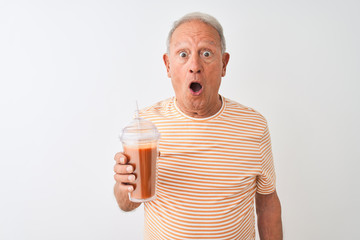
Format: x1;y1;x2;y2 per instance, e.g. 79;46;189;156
179;51;187;58
202;50;212;57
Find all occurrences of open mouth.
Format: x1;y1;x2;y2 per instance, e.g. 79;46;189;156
189;82;203;94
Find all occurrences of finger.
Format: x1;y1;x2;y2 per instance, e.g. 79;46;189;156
114;173;136;184
114;152;128;164
114;164;134;174
116;182;135;193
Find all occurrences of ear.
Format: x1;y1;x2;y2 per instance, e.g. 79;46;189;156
163;53;171;78
221;53;230;77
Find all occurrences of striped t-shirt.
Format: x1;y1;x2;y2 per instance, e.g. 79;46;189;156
140;96;276;240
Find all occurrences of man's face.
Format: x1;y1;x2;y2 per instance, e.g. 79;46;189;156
163;20;230;113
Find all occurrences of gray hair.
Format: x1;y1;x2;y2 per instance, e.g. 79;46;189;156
166;12;226;54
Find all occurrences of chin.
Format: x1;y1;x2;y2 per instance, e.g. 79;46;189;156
188;97;207;110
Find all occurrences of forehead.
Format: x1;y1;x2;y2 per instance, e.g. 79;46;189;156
170;20;221;48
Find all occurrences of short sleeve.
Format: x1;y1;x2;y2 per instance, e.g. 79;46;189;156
256;123;276;194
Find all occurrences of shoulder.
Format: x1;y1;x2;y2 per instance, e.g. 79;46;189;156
139;98;173;118
223;97;268;125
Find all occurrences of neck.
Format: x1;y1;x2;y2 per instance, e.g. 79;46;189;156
176;95;222;118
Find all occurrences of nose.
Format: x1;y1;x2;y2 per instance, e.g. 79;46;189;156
189;54;202;74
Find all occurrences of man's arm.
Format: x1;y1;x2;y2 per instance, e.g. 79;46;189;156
256;190;283;240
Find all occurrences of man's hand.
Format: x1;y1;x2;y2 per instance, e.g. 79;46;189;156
256;190;283;240
113;152;141;211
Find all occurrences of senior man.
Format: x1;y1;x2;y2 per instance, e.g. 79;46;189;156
114;12;283;240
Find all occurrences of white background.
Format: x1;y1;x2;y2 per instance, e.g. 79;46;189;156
1;0;359;239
